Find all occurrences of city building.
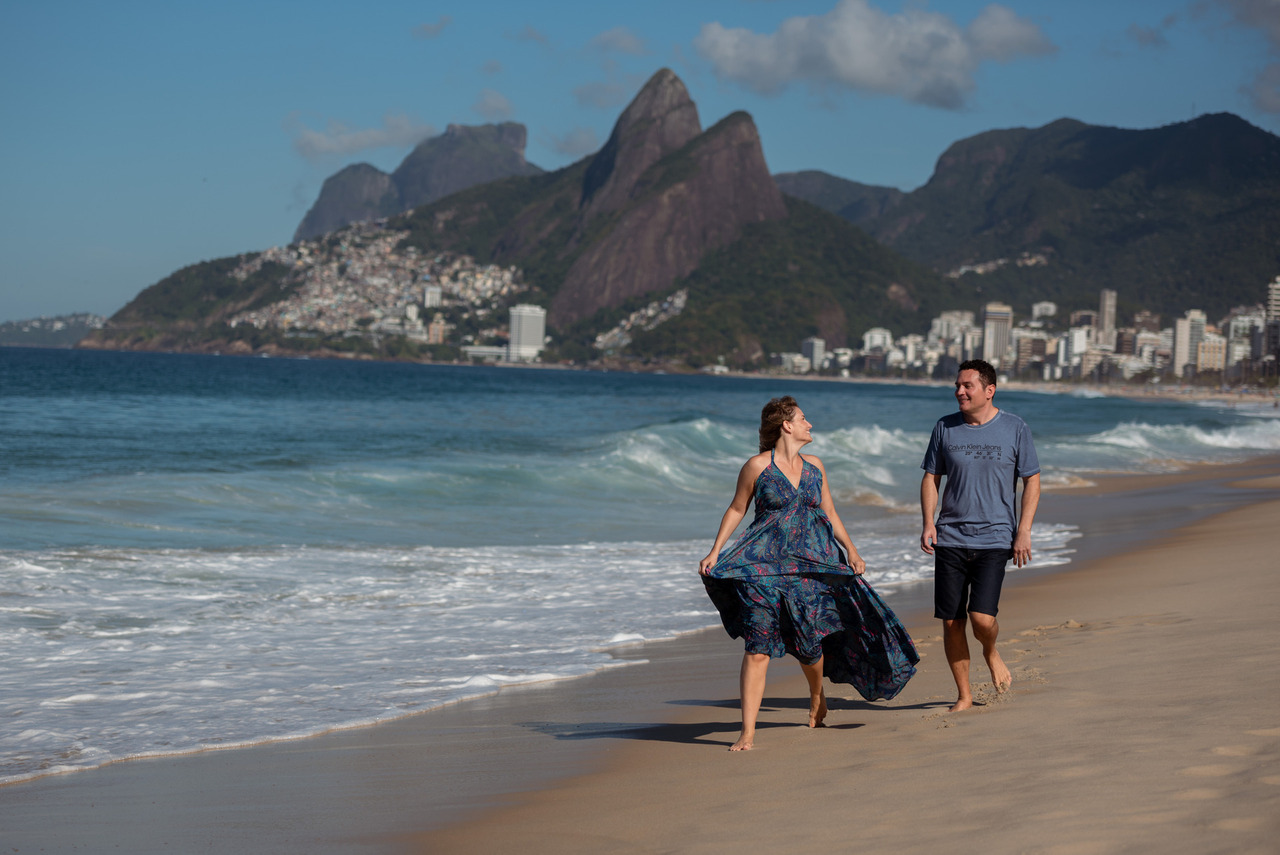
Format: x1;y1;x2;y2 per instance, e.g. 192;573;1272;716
1268;275;1280;322
424;285;443;308
801;337;826;373
1069;309;1098;328
1098;289;1117;349
862;327;893;352
1172;310;1206;378
1197;332;1226;373
771;352;811;373
1133;310;1161;333
507;304;547;362
1031;301;1057;322
928;311;975;345
982;302;1013;368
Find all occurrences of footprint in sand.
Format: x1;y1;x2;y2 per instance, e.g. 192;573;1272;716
1178;764;1238;777
1211;745;1257;757
1211;817;1269;832
1173;788;1224;800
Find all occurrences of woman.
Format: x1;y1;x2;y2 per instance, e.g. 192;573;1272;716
699;396;918;751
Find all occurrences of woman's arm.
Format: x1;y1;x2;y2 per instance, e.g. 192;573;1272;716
698;455;766;575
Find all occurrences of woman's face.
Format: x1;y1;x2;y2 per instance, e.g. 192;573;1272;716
786;408;812;443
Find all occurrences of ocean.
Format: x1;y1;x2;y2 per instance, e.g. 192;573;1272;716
3;347;1278;785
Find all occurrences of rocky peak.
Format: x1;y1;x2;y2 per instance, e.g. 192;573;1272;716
293;122;541;242
580;68;702;218
551;109;786;326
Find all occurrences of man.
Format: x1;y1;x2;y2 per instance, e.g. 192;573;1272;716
920;359;1040;712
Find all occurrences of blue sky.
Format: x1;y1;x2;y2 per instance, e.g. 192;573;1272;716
2;0;1277;322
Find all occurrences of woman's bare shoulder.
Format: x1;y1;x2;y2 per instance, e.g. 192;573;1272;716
801;453;826;471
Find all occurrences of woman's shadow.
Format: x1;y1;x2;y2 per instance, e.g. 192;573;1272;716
517;695;946;747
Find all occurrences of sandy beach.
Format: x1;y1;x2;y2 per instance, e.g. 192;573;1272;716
3;459;1279;853
411;460;1280;855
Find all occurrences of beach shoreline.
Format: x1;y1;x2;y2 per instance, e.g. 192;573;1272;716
406;458;1280;855
2;457;1278;853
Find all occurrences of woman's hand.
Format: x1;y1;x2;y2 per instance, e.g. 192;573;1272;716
848;549;866;576
698;553;716;576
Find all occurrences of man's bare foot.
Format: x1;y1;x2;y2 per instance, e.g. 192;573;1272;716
809;689;828;728
986;650;1013;693
948;697;973;713
729;733;754;751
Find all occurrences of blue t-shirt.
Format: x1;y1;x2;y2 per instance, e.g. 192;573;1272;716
920;410;1040;549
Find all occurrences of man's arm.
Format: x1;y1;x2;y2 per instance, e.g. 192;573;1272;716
920;471;942;554
1012;472;1041;567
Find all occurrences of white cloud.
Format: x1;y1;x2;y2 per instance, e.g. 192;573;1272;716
288;113;436;161
549;127;601;157
414;16;452;40
590;26;647;56
473;88;514;120
694;0;1055;110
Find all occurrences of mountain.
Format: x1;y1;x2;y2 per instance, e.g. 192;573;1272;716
399;68;789;328
74;68;970;366
621;197;963;368
856;113;1280;321
89;73;1276;368
773;170;904;223
293;122;542;242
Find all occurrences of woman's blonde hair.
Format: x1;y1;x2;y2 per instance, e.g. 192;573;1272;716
759;396;799;452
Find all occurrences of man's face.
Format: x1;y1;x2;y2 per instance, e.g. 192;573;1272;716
955;369;994;415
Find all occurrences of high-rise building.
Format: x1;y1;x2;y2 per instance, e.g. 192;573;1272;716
424;285;443;308
982;302;1013;367
1172;310;1206;377
507;304;546;362
1268;275;1280;322
1098;289;1117;348
801;337;826;373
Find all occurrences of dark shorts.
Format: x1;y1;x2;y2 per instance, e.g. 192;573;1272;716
933;546;1013;620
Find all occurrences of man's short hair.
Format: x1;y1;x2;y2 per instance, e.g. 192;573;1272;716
957;359;998;388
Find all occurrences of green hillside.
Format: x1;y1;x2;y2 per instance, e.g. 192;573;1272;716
556;198;969;368
861;114;1280;321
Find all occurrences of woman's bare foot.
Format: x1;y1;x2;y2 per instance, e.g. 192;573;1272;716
808;688;828;728
948;696;973;713
729;732;755;751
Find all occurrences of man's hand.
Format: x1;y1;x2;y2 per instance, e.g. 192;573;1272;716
920;523;937;555
1012;530;1033;567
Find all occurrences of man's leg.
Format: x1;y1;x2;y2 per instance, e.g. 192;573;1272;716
969;610;1011;693
942;616;972;712
733;652;770;751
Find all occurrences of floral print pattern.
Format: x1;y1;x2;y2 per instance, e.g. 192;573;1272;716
703;454;919;701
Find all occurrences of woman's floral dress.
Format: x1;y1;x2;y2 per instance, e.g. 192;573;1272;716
703;451;918;701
